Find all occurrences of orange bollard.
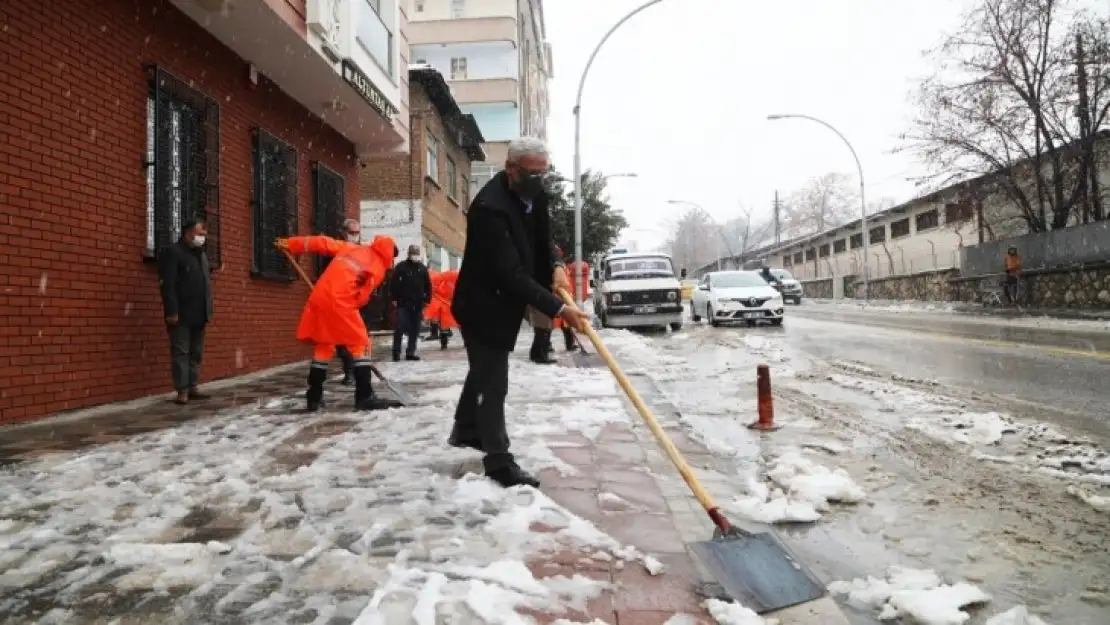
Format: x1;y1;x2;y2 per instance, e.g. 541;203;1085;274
748;364;780;431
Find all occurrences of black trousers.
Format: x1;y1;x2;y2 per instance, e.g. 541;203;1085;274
392;306;421;358
336;345;354;375
453;329;513;471
169;323;206;392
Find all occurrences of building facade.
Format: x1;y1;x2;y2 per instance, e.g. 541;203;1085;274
360;67;486;273
407;0;552;193
0;0;407;423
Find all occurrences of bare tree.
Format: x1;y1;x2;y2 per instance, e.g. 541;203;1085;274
664;207;717;274
903;0;1110;234
781;173;860;237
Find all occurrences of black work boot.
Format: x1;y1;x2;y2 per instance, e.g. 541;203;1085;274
424;323;440;340
440;329;451;350
563;327;578;352
353;366;402;411
306;363;328;412
530;329;556;364
486;464;541;489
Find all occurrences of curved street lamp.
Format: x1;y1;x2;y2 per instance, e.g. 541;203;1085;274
573;0;667;307
666;199;736;271
767;113;870;301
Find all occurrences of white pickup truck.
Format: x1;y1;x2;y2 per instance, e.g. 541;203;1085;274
592;252;684;331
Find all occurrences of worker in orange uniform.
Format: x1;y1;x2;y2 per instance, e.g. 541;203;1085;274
274;233;399;412
552;249;591;352
424;268;460;349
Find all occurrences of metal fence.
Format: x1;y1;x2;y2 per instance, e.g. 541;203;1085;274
960;220;1110;277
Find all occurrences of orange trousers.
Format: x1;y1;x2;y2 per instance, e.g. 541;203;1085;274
312;343;369;362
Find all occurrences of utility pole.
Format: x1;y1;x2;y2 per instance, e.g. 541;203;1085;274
1076;32;1103;222
773;191;781;244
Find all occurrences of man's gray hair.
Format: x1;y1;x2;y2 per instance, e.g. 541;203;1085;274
343;218;360;230
506;137;549;164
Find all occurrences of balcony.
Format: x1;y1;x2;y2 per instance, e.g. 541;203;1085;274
353;0;392;76
408;16;518;46
449;78;518;105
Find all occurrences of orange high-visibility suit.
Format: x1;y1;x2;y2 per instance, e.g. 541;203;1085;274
424;269;460;330
283;234;398;411
553;260;590;332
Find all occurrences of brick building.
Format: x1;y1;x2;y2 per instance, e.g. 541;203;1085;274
0;0;409;423
361;66;485;274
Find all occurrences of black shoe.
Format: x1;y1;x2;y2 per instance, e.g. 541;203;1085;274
340;374;353;386
485;465;540;489
355;394;403;411
392;355;401;362
405;354;420;361
530;350;557;364
188;388;211;400
305;395;325;412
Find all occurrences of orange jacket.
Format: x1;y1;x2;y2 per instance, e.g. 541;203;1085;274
424;269;459;329
567;260;590;299
287;234;396;348
1005;254;1021;275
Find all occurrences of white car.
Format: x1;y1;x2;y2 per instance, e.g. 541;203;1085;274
593;252;684;331
691;270;785;327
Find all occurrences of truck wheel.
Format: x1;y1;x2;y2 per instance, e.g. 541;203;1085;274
669;321;683;332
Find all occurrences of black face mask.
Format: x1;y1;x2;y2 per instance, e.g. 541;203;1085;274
511;172;546;200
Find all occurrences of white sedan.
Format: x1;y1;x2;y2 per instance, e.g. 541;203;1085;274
691;270;786;327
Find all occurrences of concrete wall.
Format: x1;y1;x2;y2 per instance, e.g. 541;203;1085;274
961;220;1110;277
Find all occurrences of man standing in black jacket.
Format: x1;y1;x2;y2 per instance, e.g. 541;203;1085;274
389;244;432;362
158;218;214;405
450;137;589;488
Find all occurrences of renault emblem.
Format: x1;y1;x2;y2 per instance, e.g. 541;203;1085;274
749;297;758;307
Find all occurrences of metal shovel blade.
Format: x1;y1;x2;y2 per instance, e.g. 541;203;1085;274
368;365;413;406
689;530;826;614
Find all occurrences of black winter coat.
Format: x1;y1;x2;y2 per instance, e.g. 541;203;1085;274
452;171;563;350
389;259;432;309
158;240;213;327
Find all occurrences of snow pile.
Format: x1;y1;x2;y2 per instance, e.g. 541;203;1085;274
599;328;691;381
0;353;660;623
730;449;866;524
906;412;1018;446
704;598;777;624
1065;485;1110;512
825;374;958;415
829;566;991;625
984;605;1052;625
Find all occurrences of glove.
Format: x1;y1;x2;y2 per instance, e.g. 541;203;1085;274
274;238;290;251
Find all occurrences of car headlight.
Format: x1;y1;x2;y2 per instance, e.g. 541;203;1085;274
771;296;784;305
610;293;622;303
667;290;678;301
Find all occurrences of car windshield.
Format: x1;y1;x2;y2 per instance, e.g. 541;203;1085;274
606;257;674;279
712;272;768;288
771;269;794;280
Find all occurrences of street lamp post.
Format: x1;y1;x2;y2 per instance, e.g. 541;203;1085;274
573;0;666;307
767;114;869;301
666;199;735;271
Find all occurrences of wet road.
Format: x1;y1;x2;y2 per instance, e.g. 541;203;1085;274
784;305;1110;443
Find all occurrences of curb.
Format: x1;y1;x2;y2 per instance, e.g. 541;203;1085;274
612;370;852;625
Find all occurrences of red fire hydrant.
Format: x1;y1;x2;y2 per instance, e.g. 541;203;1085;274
748;364;780;431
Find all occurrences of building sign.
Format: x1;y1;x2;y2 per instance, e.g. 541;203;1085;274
341;59;397;122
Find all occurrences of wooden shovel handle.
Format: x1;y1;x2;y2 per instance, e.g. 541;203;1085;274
281;248;316;289
556;289;721;515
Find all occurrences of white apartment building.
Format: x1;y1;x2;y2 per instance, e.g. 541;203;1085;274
408;0;552;193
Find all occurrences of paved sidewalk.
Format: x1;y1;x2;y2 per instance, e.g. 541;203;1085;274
0;340;848;624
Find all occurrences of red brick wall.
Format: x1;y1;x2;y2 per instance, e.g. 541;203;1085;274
0;0;361;423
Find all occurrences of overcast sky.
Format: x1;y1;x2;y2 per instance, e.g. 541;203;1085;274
543;0;968;250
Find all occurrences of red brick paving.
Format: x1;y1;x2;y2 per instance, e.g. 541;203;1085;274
528;421;717;624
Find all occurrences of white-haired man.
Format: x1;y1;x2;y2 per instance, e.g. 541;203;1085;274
450;137;589;488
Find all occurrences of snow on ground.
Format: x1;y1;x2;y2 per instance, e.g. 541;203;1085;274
806;298;1110;332
829;565;991;625
0;354;672;623
984;605;1053;625
729;448;866;524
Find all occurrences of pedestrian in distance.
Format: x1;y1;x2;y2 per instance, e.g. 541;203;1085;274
389;244;433;361
1004;246;1022;305
274;234;400;412
449;136;590;489
158;217;214;406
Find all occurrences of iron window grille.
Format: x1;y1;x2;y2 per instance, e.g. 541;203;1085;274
312;162;347;279
252;128;299;280
144;65;221;266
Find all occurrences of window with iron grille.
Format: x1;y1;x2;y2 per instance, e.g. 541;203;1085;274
890;218;911;238
869;225;886;243
144;65;221;266
805;248;816;261
445;156;458;198
833;239;847;254
312;162;347;279
849;233;863;249
818;244;830;258
915;209;939;231
252;128;299;280
945;202;973;224
793;251;803;264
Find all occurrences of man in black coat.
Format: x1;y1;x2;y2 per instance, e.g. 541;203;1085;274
450;137;589;488
158;217;214;405
389;244;433;361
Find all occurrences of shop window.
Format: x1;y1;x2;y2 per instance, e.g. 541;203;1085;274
251;128;299;280
312;162;346;279
144;65;221;266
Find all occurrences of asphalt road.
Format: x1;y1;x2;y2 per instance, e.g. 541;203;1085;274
784;305;1110;443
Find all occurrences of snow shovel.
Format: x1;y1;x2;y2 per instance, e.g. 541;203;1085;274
281;248;413;406
555;290;826;614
